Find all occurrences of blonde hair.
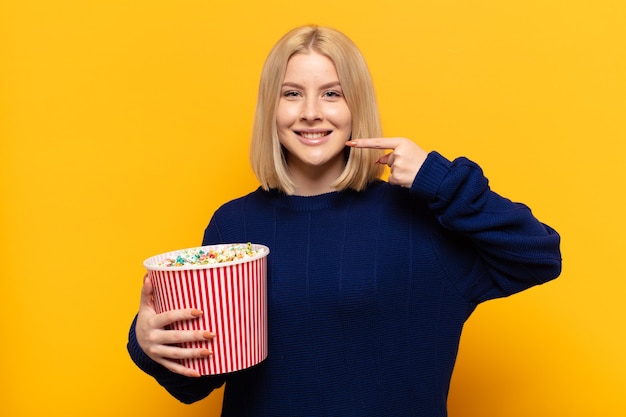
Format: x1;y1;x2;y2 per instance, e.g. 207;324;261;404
250;25;384;194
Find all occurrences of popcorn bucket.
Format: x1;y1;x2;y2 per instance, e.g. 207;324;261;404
143;243;269;375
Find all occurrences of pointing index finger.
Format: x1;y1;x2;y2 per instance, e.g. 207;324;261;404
346;138;401;150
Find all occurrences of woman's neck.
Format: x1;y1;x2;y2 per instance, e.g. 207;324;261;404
287;159;345;196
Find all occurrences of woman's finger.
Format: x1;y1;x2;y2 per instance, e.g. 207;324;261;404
150;308;205;329
152;329;216;346
155;356;204;378
346;137;402;150
376;152;394;166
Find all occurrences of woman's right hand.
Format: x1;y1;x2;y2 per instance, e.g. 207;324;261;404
135;274;215;377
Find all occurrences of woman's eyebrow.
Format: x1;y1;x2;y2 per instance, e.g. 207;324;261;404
281;81;342;89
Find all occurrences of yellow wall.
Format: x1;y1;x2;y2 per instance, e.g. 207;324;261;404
1;1;625;416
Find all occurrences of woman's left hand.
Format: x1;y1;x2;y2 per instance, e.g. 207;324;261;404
346;138;428;188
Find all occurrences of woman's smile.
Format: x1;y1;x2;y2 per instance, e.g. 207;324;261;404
294;129;333;144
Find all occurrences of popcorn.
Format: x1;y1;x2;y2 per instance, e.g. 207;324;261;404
158;243;262;267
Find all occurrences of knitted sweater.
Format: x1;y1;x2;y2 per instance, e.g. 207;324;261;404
127;151;561;416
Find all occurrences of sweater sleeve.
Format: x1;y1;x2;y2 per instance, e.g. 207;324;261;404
127;316;226;404
411;151;562;303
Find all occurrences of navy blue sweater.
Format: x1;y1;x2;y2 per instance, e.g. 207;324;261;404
128;151;561;416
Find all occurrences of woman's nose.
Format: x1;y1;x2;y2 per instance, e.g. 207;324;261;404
301;97;322;121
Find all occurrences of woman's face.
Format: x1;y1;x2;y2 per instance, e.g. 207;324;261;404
276;51;352;177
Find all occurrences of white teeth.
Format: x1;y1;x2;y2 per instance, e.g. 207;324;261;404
300;132;327;139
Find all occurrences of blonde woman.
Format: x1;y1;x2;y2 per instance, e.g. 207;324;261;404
128;25;561;416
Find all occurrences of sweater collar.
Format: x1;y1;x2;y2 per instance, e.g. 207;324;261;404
256;181;384;212
262;188;348;211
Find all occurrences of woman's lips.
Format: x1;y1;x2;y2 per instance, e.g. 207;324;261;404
299;131;330;139
295;130;332;145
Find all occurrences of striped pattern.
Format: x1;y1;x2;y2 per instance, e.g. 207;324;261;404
148;254;268;375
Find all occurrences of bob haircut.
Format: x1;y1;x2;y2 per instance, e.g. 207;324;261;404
250;25;385;194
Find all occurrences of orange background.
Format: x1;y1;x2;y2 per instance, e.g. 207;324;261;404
1;1;625;416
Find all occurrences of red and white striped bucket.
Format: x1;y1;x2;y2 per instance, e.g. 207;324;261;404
143;244;269;375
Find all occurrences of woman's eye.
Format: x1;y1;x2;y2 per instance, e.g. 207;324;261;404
324;91;342;98
283;90;300;97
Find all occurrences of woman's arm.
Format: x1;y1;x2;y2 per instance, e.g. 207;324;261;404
127;276;226;403
347;138;561;302
413;151;562;302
